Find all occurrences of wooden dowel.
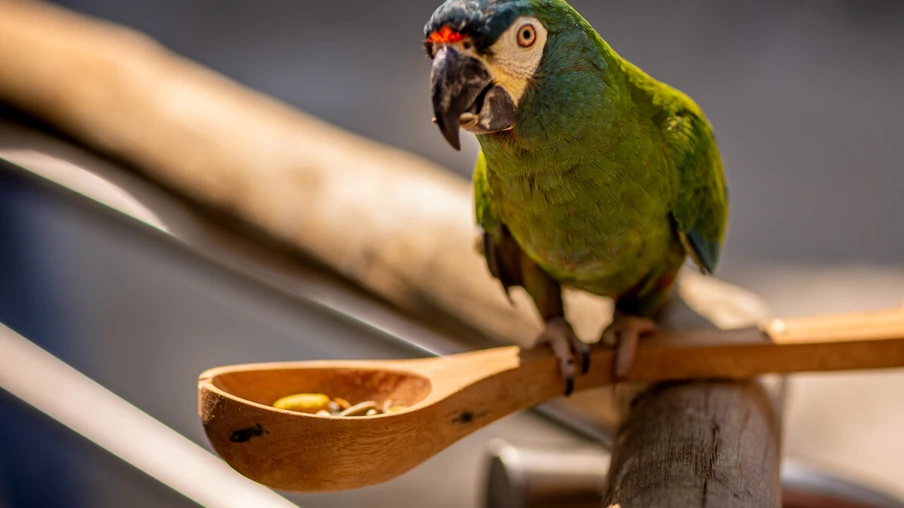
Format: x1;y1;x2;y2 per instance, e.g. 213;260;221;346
605;380;783;508
605;296;785;508
765;306;904;343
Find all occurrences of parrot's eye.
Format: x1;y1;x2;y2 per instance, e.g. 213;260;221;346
517;24;536;48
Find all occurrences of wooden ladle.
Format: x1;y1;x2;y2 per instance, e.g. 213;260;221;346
199;306;904;492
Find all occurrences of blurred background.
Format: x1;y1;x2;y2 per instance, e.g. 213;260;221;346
1;0;903;507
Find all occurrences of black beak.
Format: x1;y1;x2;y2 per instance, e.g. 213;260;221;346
430;46;515;150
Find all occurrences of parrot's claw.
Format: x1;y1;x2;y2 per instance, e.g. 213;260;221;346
601;312;658;380
536;316;589;396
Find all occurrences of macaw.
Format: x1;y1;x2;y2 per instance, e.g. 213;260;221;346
425;0;728;394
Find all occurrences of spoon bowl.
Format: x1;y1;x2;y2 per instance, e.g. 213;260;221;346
199;348;568;491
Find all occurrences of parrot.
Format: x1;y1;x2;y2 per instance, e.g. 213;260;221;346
424;0;728;395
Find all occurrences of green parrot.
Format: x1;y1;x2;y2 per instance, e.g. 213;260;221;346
424;0;728;394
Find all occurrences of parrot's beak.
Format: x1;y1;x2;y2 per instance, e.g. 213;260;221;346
431;46;516;150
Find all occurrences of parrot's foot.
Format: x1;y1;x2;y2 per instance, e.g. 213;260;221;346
536;316;589;396
601;312;658;380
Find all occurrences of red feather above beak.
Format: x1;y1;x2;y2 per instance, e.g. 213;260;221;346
427;25;466;44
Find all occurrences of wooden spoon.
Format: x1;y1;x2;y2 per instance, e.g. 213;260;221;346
198;306;904;492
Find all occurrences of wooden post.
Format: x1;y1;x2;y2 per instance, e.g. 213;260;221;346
605;297;783;508
606;381;782;507
0;2;783;504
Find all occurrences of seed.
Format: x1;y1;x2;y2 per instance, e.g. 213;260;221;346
459;112;478;126
272;394;406;417
339;400;377;417
272;393;331;414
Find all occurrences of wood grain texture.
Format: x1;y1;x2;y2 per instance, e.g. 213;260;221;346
604;294;785;508
605;381;782;508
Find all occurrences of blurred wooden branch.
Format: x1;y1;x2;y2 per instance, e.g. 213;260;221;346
0;1;781;505
0;0;608;349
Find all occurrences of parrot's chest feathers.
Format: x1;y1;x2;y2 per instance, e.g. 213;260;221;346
476;47;687;294
486;157;675;293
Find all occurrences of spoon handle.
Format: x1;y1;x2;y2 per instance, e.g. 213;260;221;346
606;305;904;384
420;305;904;407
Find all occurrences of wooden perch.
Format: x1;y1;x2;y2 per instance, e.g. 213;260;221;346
0;1;782;505
606;380;782;507
605;296;783;507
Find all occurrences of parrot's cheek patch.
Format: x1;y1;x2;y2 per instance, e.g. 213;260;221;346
461;85;516;135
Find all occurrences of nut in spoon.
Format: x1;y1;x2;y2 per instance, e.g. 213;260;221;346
199;306;904;492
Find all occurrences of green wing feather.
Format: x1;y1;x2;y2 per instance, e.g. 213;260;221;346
612;53;729;276
473;151;499;239
475;151;566;318
663;110;729;274
474;151;518;293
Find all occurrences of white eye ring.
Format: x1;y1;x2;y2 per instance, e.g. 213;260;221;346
517;24;536;48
